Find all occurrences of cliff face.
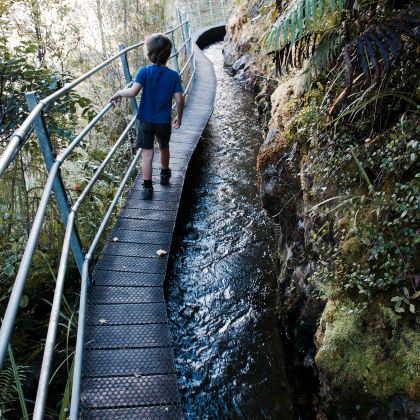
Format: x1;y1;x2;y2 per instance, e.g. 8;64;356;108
223;2;419;419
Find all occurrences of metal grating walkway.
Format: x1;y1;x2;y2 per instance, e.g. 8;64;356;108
79;27;220;418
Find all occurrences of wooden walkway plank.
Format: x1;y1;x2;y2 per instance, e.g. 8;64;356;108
79;26;222;418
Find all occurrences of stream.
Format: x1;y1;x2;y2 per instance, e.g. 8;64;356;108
166;42;294;419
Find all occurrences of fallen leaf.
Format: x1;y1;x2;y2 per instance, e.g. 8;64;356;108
98;319;108;325
156;249;167;256
112;237;119;242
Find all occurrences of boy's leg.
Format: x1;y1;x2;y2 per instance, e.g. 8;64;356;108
159;145;171;185
155;123;172;185
142;149;153;180
136;120;155;199
159;144;170;170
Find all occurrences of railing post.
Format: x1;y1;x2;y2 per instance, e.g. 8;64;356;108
209;0;215;24
167;24;181;74
176;6;182;25
221;0;226;22
118;44;138;115
25;92;85;276
183;12;189;46
177;8;186;45
185;18;192;57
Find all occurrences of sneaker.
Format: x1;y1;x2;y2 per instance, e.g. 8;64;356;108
141;185;153;200
160;168;172;185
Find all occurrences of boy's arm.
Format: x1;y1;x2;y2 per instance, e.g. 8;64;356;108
172;92;184;129
110;82;142;106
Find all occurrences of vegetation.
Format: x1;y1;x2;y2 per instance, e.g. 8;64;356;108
0;0;172;417
1;0;418;415
227;0;419;411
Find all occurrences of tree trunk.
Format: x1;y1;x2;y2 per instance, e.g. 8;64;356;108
95;0;107;59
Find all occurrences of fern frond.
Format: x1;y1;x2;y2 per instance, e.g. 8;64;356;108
344;10;420;87
0;362;29;405
264;0;345;52
0;366;16;403
303;31;344;85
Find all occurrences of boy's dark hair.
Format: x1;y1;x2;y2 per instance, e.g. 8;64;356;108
145;33;172;65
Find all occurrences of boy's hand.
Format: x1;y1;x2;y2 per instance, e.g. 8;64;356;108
172;116;181;129
110;92;122;106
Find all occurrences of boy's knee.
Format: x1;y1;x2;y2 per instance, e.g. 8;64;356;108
142;149;154;160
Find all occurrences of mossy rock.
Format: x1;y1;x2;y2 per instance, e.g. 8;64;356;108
315;300;420;401
339;236;365;264
256;133;292;171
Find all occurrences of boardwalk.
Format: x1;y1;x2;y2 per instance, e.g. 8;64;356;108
79;26;222;418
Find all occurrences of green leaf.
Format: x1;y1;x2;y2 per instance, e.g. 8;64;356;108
283;17;290;45
320;0;326;16
330;92;418;123
329;0;336;12
274;25;281;48
312;0;318;29
305;0;311;31
19;295;29;309
4;264;14;277
290;12;297;44
59;357;74;420
297;2;304;36
8;346;29;419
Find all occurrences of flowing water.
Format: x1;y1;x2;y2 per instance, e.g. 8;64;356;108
166;43;294;419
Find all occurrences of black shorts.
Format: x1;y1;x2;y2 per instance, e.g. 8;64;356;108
136;120;171;150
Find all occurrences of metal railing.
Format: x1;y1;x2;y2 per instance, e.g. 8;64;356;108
0;1;231;418
176;0;232;33
0;17;193;420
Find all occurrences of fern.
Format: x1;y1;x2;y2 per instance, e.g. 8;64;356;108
303;31;344;84
265;0;345;52
267;3;419;89
0;347;30;418
0;366;17;404
344;12;420;87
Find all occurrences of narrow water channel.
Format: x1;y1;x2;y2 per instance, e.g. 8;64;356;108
166;43;294;419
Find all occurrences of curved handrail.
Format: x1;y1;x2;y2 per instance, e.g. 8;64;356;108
0;1;232;418
0;20;187;177
0;16;194;420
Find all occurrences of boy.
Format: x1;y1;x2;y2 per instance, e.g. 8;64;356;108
110;33;184;199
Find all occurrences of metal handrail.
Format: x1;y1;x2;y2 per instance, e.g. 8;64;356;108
169;35;191;60
0;20;188;177
0;1;232;417
33;117;137;419
0;17;194;419
70;146;142;420
0;101;114;371
180;51;195;76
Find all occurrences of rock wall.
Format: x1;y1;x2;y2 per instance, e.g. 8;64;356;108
223;2;419;419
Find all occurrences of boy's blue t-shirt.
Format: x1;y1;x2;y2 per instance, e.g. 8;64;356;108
135;64;183;124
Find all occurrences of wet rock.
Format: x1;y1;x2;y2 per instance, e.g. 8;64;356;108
256;122;325;416
256;95;270;117
179;305;199;320
232;53;253;72
222;39;240;67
